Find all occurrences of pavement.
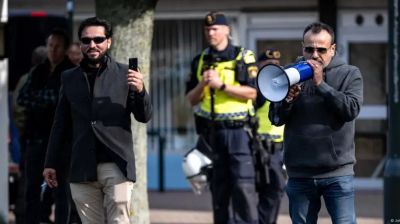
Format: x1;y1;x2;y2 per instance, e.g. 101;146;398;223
149;189;383;224
7;189;383;223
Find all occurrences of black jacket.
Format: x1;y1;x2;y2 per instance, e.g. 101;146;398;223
17;57;76;141
45;56;152;182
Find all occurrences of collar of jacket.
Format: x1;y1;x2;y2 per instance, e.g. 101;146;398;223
80;54;117;76
80;53;111;72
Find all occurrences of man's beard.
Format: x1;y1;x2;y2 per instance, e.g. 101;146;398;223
83;51;107;65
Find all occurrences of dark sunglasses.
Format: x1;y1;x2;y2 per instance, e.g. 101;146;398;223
303;46;329;54
80;36;107;45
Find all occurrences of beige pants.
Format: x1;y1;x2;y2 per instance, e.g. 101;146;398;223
70;163;134;224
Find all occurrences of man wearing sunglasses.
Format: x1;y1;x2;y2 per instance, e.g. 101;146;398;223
269;22;363;223
42;17;152;223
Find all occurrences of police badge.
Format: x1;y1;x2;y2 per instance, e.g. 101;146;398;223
206;14;215;26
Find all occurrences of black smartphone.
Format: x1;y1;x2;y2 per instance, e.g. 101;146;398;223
129;58;138;71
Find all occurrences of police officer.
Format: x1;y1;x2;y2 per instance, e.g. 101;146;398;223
186;11;259;224
255;49;287;224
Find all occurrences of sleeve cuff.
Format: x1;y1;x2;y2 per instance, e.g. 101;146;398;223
135;89;146;97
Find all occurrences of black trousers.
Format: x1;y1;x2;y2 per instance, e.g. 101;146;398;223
207;128;258;224
24;139;72;224
257;145;286;224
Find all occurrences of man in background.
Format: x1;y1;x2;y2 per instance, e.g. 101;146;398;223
67;42;83;66
255;48;286;224
17;28;75;224
12;45;47;224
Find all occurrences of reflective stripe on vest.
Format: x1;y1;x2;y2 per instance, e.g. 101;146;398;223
256;101;284;142
195;48;255;120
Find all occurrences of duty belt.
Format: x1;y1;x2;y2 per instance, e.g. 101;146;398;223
208;119;246;129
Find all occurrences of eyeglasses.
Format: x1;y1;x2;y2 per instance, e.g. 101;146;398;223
80;36;107;45
303;46;329;54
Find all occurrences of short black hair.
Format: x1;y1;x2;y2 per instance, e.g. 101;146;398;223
47;28;70;50
78;17;113;39
303;22;335;44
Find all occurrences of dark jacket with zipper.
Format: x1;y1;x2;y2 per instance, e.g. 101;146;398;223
269;55;363;178
45;56;152;182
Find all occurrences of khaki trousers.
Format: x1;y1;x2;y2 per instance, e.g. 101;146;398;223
70;163;134;224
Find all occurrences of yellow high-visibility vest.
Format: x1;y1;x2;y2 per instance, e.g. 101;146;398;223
195;48;256;120
256;100;284;142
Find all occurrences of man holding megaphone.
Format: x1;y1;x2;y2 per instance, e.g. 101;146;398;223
267;22;363;224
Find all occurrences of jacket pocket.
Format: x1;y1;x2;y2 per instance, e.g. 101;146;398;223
284;134;339;168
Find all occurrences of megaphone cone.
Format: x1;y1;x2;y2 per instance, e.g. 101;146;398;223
256;61;314;102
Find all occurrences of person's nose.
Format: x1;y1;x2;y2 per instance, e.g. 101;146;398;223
89;40;96;47
207;29;215;36
311;50;319;59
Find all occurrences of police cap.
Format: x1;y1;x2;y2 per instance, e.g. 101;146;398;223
258;48;281;61
204;11;228;26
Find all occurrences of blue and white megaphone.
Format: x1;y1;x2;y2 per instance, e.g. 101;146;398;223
257;61;314;102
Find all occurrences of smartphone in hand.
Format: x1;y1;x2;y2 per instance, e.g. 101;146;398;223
129;58;138;71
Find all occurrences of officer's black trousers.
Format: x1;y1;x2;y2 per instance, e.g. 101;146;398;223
207;128;258;224
257;151;286;224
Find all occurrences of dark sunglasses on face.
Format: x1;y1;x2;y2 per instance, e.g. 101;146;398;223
303;46;329;54
80;36;107;45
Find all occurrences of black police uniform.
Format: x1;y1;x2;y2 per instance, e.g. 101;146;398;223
186;44;259;224
255;91;286;224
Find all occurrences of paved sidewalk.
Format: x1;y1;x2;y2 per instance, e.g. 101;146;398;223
7;189;384;223
149;189;383;224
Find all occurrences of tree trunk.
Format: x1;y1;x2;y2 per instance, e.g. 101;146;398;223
95;0;158;223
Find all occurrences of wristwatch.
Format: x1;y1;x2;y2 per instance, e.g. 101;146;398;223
219;83;226;91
